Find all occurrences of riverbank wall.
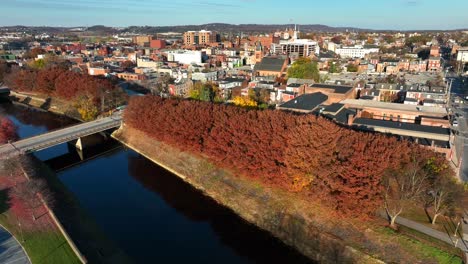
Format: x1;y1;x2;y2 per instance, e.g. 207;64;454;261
112;125;384;264
8;91;82;121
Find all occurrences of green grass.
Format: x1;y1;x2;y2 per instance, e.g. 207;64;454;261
0;213;81;264
377;227;463;264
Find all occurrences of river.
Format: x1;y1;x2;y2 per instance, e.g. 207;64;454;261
0;103;313;264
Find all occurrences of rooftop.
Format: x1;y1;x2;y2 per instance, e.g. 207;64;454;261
309;84;353;94
353;118;450;136
278;92;328;112
341;99;447;115
254;56;286;72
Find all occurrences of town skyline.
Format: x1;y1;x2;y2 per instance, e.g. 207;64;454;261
2;0;468;30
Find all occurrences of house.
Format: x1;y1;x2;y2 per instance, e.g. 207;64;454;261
169;78;193;97
427;57;441;72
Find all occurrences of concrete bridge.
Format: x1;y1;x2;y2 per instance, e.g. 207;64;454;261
0;114;122;157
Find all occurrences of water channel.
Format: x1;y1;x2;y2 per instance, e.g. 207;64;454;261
0;103;313;264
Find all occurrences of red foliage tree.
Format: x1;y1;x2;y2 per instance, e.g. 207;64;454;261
0;117;17;144
124;95;448;217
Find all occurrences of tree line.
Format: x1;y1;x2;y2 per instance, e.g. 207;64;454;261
1;60;127;120
124;95;464;224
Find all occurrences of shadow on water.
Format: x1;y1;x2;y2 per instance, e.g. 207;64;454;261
127;154;315;264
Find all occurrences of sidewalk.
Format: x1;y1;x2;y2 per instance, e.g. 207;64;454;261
0;226;31;264
390;214;468;252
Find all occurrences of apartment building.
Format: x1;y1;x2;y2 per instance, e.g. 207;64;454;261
183;30;219;45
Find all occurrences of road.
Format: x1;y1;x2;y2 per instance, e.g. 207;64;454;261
0;114;122;157
446;74;468;181
0;226;30;264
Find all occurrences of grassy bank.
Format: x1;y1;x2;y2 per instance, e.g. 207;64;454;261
0;189;81;264
113;125;463;264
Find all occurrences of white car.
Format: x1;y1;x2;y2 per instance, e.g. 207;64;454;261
453;120;459;127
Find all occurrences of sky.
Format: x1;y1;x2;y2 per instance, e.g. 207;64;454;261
0;0;467;30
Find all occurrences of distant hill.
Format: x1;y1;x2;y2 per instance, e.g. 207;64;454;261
1;24;466;35
122;23;367;34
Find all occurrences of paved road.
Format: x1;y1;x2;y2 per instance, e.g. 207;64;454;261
0;226;30;264
0;114;122;157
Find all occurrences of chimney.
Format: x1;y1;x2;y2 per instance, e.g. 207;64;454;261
347;113;356;126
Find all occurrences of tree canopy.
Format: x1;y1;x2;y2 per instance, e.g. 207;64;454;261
287;58;320;82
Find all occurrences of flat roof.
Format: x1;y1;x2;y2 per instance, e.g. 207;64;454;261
278;93;328;112
309;84;353;94
341;99;447;115
353;118;450;136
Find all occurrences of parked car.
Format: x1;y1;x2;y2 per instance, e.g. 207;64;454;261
452;120;459;127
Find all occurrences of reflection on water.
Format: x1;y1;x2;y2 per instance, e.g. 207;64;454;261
128;154;314;264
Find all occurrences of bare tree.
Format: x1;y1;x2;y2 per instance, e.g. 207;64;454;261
425;174;463;225
382;153;430;229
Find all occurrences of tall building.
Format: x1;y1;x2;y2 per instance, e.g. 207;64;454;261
271;26;319;57
184;30;219;45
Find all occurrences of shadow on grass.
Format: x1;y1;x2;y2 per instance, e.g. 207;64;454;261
0;189;11;214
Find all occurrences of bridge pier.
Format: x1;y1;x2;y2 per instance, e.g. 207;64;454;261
71;134;108;152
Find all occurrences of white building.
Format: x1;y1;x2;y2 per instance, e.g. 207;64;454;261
335;45;380;58
166;50;202;65
271;27;320;57
457;47;468;62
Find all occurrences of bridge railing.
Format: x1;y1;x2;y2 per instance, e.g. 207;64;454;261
20;121;122;153
5;117;122;146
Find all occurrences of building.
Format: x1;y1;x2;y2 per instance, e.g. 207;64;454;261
335;45;379;58
277;92;329;113
427;57;441;72
271;27;320;57
352;118;450;149
166;50;203;65
137;57;162;69
253;56;289;79
132;35;152;47
150;39;166;49
117;72;147;81
169;79;193;97
457;47;468;62
305;84;355;104
430;45;440;57
88;67;110;76
249;35;280;49
341;99;447;123
183;30;219;45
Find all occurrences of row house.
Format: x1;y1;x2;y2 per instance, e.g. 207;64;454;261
169;79;193;97
427;57;441;72
405;85;446;106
